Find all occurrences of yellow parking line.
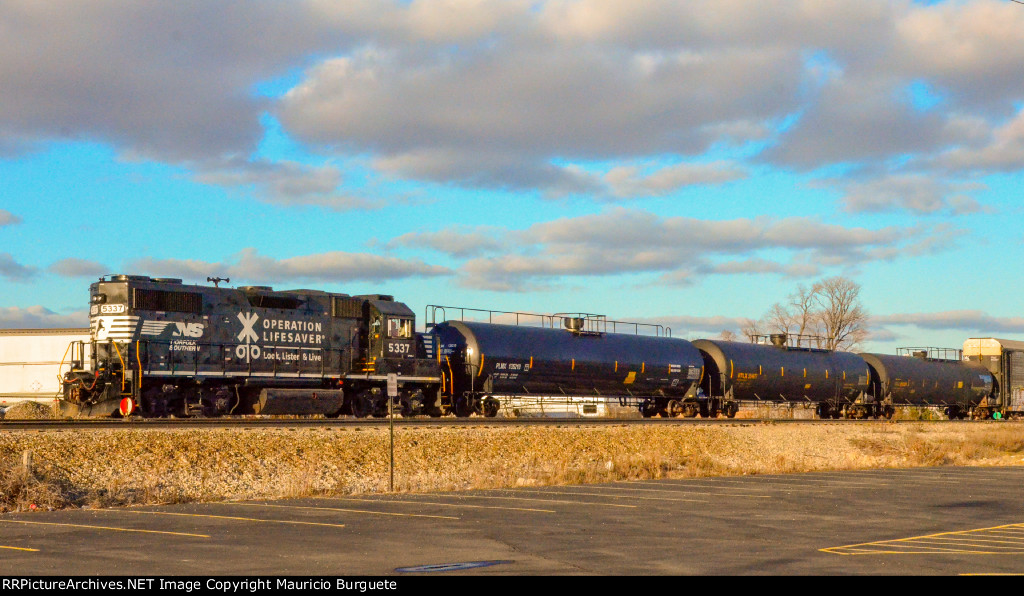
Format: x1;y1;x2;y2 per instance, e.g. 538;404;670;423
323;497;556;514
510;488;706;504
221;502;461;520
107;510;346;528
912;536;1024;546
0;519;209;538
431;493;638;508
822;522;1024;555
0;545;39;552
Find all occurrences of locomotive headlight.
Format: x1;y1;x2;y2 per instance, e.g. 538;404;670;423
90;293;107;304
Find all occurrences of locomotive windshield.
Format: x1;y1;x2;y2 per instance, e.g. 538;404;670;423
387;318;413;339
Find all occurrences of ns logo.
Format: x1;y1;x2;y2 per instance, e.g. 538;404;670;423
173;322;205;338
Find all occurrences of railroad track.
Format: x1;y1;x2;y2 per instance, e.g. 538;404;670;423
0;416;917;430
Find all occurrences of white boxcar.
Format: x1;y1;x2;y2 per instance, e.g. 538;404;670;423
0;328;90;407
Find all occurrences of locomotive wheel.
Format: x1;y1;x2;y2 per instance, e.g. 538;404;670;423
351;394;371;418
665;399;683;418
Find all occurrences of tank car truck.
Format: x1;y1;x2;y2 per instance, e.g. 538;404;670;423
692;334;869;419
962;338;1024;419
858;348;994;420
425;306;707;418
61;275;443;417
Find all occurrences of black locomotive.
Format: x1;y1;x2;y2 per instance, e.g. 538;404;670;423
62;275;443;418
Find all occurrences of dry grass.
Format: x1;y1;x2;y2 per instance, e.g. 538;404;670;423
0;421;1021;513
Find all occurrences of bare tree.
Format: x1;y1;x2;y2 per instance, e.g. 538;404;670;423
718;329;737;342
763;302;795;336
787;284;821;345
758;284;822;346
813;276;869;351
740;318;762;341
752;277;869;351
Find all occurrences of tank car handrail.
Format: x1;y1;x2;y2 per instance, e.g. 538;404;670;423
896;346;963;362
424;304;671;337
750;333;833;351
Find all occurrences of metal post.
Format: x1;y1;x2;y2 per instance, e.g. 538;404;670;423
387;373;398;492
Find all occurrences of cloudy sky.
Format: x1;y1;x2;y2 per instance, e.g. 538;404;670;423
1;0;1023;352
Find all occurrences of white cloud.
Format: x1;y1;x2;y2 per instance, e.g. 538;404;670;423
0;210;21;227
823;174;991;215
0;305;88;328
0;254;36;281
47;258;108;278
425;208;961;291
1;0;1023;203
873;310;1024;334
125;248;452;285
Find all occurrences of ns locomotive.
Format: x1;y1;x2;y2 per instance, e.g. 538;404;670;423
63;275;444;417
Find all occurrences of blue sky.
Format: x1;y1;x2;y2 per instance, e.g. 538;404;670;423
1;0;1023;352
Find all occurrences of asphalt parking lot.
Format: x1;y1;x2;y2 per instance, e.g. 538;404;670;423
2;465;1024;575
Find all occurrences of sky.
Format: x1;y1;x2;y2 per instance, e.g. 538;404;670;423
1;0;1023;354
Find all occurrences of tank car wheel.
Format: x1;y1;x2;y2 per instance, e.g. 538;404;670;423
454;396;474;418
682;403;699;418
482;398;500;418
665;400;683;418
724;402;738;418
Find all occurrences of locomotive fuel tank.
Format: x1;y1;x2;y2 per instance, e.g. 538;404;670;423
692;338;869;405
859;351;994;418
430;320;704;408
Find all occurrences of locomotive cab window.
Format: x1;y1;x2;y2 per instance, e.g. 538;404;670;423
387;318;413;339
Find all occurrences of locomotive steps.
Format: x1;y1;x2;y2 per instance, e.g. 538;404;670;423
2;411;1023;513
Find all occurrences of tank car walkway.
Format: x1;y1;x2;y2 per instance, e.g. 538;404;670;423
3;466;1024;575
